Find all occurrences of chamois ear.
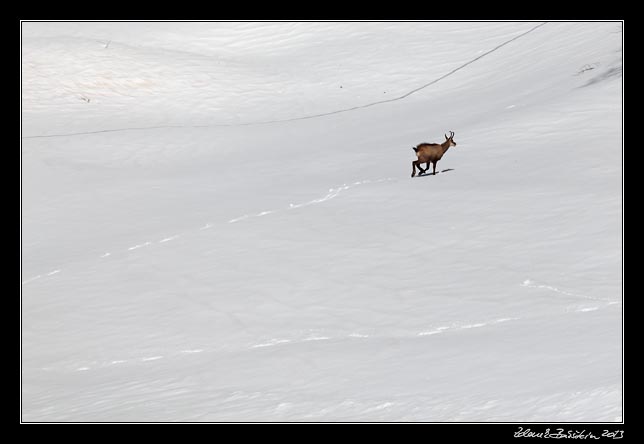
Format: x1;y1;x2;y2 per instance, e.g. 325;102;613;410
445;133;449;140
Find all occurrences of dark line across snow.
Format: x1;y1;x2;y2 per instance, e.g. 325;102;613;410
22;22;547;140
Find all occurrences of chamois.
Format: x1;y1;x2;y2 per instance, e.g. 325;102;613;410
411;131;457;177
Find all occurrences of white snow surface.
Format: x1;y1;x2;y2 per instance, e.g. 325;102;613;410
21;22;622;422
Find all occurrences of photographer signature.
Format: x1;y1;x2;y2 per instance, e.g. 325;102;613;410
515;427;623;439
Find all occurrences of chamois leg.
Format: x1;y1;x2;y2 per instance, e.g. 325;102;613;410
425;162;431;174
432;161;438;175
412;160;419;177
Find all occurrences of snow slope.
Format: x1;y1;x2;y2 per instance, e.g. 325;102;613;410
21;21;623;422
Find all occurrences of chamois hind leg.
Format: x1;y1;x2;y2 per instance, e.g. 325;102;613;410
425;162;431;174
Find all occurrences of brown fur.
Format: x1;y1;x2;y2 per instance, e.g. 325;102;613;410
411;131;457;177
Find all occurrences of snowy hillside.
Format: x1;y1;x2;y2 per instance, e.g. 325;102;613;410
21;21;623;422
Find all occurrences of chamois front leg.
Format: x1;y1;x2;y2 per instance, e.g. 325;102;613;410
432;161;438;175
412;160;419;177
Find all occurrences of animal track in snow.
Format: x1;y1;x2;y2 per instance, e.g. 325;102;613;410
418;326;450;336
44;317;531;374
249;318;521;351
22;177;395;287
37;315;524;374
576;306;599;313
228;215;250;223
303;335;331;341
461;323;486;329
521;279;615;303
180;349;204;354
67;349;205;372
521;279;622;318
22;269;63;286
236;178;394;220
21;275;43;285
418;318;518;337
60;349;204;373
365;402;395;412
251;339;292;348
128;242;152;251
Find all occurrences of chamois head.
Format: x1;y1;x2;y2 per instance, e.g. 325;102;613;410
444;131;456;147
